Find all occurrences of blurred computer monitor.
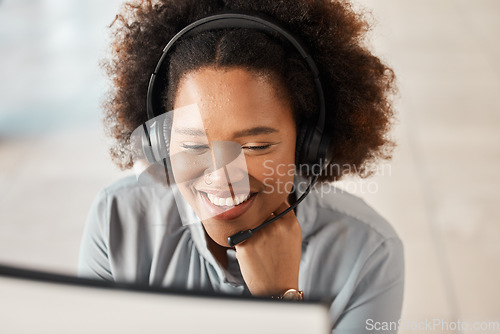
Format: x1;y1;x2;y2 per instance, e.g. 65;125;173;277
0;264;330;334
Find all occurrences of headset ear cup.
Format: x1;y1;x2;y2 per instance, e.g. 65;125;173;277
295;123;308;169
141;117;170;165
142;134;154;164
161;115;172;164
140;117;173;185
151;118;169;164
142;123;158;164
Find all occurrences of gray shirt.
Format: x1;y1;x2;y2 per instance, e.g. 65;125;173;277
78;175;404;333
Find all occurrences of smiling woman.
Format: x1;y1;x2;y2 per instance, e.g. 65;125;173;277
78;0;403;332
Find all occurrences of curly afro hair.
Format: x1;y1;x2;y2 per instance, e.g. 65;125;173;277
102;0;397;182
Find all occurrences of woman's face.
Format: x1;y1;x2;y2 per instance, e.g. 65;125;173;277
171;67;296;247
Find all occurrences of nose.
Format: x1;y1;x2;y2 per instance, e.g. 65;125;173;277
204;141;249;189
211;141;243;169
204;164;247;187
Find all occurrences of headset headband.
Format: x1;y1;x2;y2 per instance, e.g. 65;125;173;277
146;12;330;166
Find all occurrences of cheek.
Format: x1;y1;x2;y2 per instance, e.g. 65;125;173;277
260;162;295;197
250;145;297;199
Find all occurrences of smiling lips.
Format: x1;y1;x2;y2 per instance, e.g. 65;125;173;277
198;189;257;220
206;192;251;207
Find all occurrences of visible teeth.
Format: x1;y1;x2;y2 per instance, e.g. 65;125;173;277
206;193;251;207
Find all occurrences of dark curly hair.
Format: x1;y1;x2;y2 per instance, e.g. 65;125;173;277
103;0;397;182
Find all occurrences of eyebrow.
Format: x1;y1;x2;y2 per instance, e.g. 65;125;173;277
234;126;278;138
174;127;206;136
173;126;279;138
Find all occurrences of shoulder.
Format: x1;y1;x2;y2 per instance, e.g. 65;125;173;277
298;181;400;243
100;173;139;194
297;180;404;286
88;173;180;231
97;173;175;206
297;181;404;304
317;182;399;240
79;174;185;282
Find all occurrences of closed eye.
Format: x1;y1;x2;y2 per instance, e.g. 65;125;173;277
242;144;272;151
180;143;209;153
180;143;274;153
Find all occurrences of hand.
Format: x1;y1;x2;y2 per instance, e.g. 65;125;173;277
234;201;302;297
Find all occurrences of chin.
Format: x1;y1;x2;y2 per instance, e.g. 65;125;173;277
201;220;238;247
182;183;290;246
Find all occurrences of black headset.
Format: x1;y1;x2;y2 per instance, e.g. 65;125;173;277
142;12;332;246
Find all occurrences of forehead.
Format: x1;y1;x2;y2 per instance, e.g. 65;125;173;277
171;67;293;135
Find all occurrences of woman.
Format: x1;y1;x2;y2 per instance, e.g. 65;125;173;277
79;0;404;332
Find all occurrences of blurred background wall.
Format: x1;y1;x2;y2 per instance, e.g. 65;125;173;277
0;0;128;274
0;0;498;332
